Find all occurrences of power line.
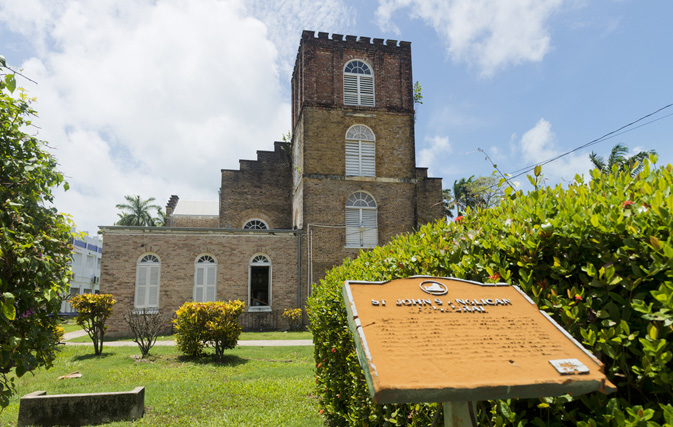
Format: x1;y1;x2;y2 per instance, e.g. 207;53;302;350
504;103;673;180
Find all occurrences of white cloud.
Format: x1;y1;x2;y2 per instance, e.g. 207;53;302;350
517;118;591;183
0;0;353;233
419;135;452;176
375;0;563;77
246;0;355;78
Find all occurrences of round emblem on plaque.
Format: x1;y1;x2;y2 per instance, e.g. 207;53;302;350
419;280;448;296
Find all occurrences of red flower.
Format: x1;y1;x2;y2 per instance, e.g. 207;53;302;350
488;273;501;281
319;409;324;415
575;295;582;301
331;348;336;353
621;200;635;208
318;363;322;368
454;216;464;222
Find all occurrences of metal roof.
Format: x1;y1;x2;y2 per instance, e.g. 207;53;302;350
171;200;219;217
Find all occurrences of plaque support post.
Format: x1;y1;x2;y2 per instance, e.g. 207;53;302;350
443;401;476;427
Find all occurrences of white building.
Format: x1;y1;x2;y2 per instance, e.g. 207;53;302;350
61;233;103;314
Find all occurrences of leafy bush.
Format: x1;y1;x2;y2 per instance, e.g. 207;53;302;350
70;294;115;355
0;57;74;408
123;308;168;358
308;160;673;426
173;301;245;361
282;308;303;331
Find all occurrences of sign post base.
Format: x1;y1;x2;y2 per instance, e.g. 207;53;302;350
443;401;475;427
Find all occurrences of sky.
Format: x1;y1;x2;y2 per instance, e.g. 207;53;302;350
1;0;671;234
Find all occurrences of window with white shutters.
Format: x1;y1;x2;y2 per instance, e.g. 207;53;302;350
345;125;376;177
194;255;217;302
249;255;272;311
345;191;378;248
344;60;374;107
135;254;160;308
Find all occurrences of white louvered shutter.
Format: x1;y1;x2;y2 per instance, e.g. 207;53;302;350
361;141;375;176
345;208;360;247
359;75;374;106
345;141;360;175
361;209;378;247
195;267;205;302
135;266;147;307
205;265;216;301
343;75;359;106
147;265;159;306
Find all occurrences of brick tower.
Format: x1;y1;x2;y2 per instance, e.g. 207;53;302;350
291;31;443;285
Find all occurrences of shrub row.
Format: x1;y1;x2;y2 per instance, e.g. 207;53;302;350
308;161;673;426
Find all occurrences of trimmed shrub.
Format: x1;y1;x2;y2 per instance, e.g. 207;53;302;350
308;160;673;426
173;301;245;360
282;308;303;331
70;294;115;355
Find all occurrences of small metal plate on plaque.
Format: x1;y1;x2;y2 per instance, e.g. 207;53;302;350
550;359;590;375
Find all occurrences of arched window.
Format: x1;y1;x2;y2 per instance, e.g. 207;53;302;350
249;254;272;311
135;254;160;308
343;60;374;107
243;219;269;230
194;255;217;302
345;191;378;248
345;125;376;177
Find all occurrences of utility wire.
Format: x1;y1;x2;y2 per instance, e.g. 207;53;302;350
503;103;673;180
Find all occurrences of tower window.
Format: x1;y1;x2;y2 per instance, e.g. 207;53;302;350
344;60;375;107
345;191;378;248
345;125;376;177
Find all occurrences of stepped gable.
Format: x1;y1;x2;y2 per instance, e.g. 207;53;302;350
220;141;292;229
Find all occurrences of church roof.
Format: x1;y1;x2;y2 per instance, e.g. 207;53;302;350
172;200;219;217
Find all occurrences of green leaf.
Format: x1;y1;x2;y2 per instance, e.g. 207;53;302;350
4;74;16;93
2;299;16;321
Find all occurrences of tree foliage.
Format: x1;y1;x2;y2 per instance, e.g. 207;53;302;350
70;294;115;355
114;195;162;226
590;143;657;177
443;175;504;217
0;56;74;408
309;157;673;426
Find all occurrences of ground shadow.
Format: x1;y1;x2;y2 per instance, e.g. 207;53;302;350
71;352;115;361
176;354;248;367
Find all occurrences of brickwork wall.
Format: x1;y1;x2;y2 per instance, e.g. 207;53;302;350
292;31;414;128
220;141;293;229
100;228;300;337
415;168;444;226
296;107;416;179
168;216;219;228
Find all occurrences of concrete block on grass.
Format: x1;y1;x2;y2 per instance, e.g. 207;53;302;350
18;386;144;426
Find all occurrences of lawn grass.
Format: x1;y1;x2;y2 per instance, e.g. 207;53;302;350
1;345;321;426
59;319;83;333
68;330;313;343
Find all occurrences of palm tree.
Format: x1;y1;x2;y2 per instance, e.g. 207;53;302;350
589;143;656;176
114;195;162;226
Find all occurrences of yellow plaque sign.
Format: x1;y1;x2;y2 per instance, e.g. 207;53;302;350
343;276;616;404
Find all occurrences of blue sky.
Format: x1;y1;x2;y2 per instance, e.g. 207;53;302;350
1;0;671;234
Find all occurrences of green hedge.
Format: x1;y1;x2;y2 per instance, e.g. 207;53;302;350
308;161;673;426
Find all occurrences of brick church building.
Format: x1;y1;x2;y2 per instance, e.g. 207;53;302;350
100;31;443;335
